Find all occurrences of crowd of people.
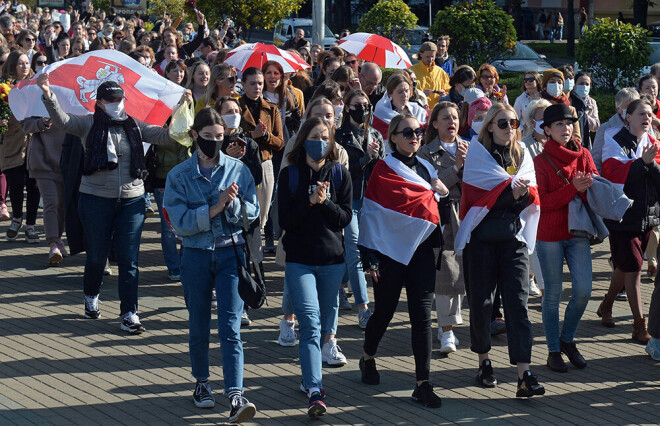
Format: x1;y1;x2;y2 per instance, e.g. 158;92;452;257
0;1;660;424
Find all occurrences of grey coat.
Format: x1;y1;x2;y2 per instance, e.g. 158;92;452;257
418;137;466;295
43;93;175;199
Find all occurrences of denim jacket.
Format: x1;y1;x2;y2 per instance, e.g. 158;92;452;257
163;151;259;250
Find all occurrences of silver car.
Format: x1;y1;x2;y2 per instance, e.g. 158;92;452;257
491;42;553;73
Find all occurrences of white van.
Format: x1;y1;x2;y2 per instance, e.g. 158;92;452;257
273;18;337;50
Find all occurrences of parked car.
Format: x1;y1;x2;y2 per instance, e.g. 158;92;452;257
273;18;337;50
490;42;553;73
400;26;430;63
648;21;660;41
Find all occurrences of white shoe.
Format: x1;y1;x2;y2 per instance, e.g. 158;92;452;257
439;330;458;354
277;318;297;347
529;278;542;296
321;338;347;366
241;310;251;326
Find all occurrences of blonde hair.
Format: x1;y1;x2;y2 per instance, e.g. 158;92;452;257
522;99;551;137
478;103;523;173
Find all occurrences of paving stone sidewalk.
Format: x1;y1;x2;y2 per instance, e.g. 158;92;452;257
0;214;659;425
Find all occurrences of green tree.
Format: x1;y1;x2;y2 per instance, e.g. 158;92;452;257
358;0;418;45
430;0;516;69
576;18;652;92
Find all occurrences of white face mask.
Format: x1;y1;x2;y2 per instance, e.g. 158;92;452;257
564;78;575;93
333;104;343;126
533;119;545;135
104;99;126;120
546;82;563;98
221;113;241;129
621;109;627;120
471;120;483;135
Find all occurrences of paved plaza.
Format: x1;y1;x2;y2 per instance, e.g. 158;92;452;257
0;211;659;425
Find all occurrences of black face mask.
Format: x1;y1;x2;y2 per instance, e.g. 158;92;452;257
197;135;221;159
348;105;370;124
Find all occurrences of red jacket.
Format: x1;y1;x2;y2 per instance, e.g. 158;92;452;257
534;139;598;242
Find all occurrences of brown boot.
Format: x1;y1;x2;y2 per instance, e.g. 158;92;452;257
632;318;651;344
596;293;616;328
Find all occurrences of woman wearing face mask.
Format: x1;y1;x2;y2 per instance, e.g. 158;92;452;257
540;68;582;145
438;65;476;107
599;98;660;344
513;71;542;130
30;51;47;72
458;102;545;398
278;117;353;417
373;73;427;144
534;103;598;373
186;61;211;106
334;90;384;328
1;50;40;243
418;102;468;354
593;88;640;172
163;108;259;423
358;113;448;408
476;64;508;104
464;96;492;140
38;73;191;334
557;64;575;96
568;72;600;150
198;64;239;112
310;80;345;126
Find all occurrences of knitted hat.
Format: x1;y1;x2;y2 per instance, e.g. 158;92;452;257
468;97;492;126
542;68;565;88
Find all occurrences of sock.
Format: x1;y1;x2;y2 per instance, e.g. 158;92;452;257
227;389;241;400
197;379;208;384
307;387;320;397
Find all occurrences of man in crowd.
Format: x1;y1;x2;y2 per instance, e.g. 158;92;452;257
359;62;386;106
283;28;306;50
434;35;456;77
410;42;450;109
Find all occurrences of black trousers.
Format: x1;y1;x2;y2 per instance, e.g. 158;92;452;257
363;242;435;381
463;239;532;365
4;163;39;225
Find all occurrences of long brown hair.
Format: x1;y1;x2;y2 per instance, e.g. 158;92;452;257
340;89;371;128
478;103;523;173
2;49;34;81
287;117;338;165
424;102;460;144
262;60;294;109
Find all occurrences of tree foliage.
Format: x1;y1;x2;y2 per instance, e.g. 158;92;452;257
203;0;304;34
576;18;652;92
430;0;516;69
358;0;418;45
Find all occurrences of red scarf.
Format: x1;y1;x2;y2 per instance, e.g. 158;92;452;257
541;90;570;106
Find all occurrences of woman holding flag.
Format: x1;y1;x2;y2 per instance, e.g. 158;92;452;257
599;98;660;343
455;102;545;398
358;113;448;408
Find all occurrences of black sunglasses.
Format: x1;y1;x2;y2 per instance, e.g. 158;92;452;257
496;119;520;130
223;76;237;83
24;37;35;42
346;59;357;65
36;60;47;66
523;77;536;83
395;127;425;139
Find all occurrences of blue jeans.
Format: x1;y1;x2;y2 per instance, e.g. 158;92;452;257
344;199;369;306
537;238;593;352
285;262;344;390
78;193;145;316
153;188;180;275
181;246;245;393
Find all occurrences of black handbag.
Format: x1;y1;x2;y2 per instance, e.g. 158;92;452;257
230;196;266;309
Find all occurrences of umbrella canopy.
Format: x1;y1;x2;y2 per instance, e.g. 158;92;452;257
224;43;310;74
339;32;412;69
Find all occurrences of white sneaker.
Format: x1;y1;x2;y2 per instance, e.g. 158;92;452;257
321;338;347;366
278;318;297;346
439;330;458;354
529;278;542;296
241;310;251;326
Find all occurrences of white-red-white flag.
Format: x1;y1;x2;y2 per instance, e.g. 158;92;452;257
358;154;440;265
454;137;540;256
9;50;184;126
601;126;660;189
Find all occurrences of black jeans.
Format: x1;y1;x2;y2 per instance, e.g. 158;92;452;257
4;163;39;225
363;241;435;382
464;239;532;365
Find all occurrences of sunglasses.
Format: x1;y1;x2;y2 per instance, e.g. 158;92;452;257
223;76;237;83
36;60;47;66
523;77;536;83
496;119;520;129
346;60;357;65
24;37;35;42
395;127;425;139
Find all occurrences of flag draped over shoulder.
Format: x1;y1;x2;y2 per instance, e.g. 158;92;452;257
454;137;540;256
9;50;184;126
358;154;440;265
601;127;660;189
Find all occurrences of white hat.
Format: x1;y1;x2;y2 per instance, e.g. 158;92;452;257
462;88;486;106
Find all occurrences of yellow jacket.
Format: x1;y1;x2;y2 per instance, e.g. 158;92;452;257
410;62;450;109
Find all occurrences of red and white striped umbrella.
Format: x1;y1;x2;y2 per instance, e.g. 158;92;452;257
224;43;311;74
339;32;412;69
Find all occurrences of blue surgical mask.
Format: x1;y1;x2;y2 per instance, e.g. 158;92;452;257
621;109;627;120
546;82;563;98
575;84;590;99
564;78;574;92
304;139;331;161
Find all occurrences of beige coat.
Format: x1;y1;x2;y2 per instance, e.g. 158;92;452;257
418;138;465;295
0;113;29;171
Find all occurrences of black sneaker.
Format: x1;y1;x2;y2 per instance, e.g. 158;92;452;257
546;351;568;373
475;359;497;388
560;340;587;369
411;381;442;408
192;381;215;408
516;371;545;398
84;295;100;319
307;391;326;417
228;395;256;423
120;312;146;334
359;356;380;385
